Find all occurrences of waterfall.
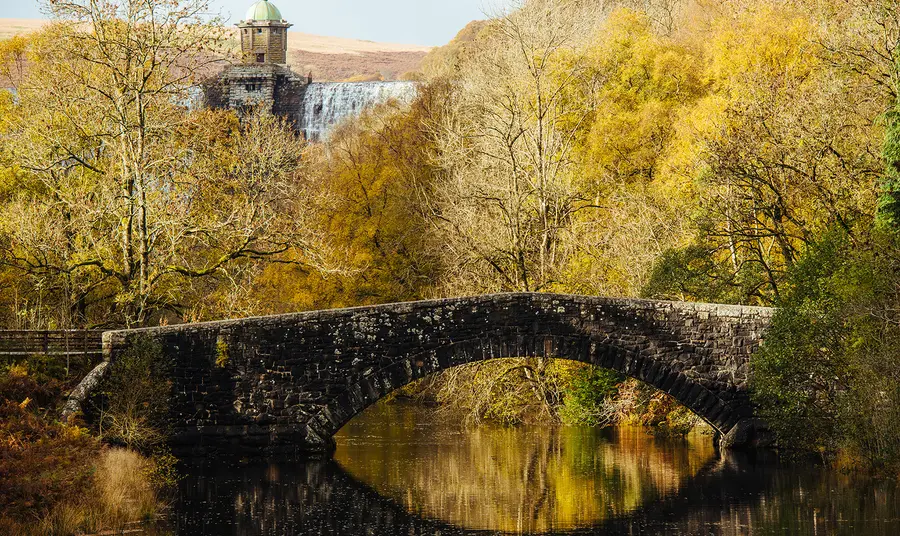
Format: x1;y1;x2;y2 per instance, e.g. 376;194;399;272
298;81;417;141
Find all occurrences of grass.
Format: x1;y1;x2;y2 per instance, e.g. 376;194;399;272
2;447;163;536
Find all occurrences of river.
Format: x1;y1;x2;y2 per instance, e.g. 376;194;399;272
158;403;899;535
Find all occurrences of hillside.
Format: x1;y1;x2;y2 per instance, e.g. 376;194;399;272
0;18;44;40
0;18;431;81
278;30;431;81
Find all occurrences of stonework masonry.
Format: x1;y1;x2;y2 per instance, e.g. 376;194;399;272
65;293;774;455
204;64;309;121
239;21;289;64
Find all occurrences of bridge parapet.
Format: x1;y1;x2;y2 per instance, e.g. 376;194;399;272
66;293;774;454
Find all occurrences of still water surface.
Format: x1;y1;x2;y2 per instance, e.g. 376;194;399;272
165;403;899;535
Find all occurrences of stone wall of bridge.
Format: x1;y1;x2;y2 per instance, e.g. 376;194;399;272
70;293;774;454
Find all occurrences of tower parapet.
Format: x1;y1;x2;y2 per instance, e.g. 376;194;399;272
208;63;306;115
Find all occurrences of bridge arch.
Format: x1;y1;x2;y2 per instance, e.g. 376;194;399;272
65;293;773;453
319;330;736;443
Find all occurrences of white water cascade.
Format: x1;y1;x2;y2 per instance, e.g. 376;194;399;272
298;81;418;141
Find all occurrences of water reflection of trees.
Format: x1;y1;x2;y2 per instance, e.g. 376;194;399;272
167;404;900;535
168;447;900;536
335;407;717;532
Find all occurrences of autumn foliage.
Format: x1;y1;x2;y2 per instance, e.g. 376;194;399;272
2;0;900;476
0;379;95;521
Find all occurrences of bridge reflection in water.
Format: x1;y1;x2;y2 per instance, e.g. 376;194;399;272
167;404;900;536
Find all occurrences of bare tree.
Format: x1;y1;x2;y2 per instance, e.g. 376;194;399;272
430;0;604;294
818;0;900;102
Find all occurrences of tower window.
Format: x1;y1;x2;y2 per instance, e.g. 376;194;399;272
256;53;266;63
256;29;262;34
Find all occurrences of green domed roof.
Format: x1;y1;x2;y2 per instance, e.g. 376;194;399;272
245;0;283;21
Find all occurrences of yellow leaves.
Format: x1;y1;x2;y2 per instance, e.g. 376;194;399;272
0;164;24;202
560;1;862;299
422;19;492;78
62;424;86;440
6;364;28;378
589;9;702;102
0;34;29;57
579;8;704;188
704;3;819;93
248;101;440;314
591;8;654;62
0;34;29;81
586;99;672;183
661;93;728;179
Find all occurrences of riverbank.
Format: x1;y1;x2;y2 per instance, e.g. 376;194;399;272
392;359;712;437
0;357;170;535
393;364;900;477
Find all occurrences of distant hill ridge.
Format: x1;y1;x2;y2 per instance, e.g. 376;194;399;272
0;18;432;81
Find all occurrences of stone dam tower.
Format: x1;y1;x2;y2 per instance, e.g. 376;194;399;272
206;0;417;141
239;0;290;65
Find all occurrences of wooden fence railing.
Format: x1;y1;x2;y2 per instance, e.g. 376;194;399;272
0;330;105;361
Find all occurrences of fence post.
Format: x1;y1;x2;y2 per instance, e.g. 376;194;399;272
64;330;70;377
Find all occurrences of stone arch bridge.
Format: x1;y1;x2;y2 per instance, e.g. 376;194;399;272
64;293;774;453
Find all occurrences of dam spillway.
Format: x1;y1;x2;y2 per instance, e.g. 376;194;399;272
298;81;417;141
